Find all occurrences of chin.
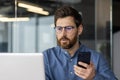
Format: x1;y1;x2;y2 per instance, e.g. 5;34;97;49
61;44;72;49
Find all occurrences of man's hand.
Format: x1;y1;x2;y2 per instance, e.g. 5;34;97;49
74;61;96;80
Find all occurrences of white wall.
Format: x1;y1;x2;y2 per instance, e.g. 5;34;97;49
113;31;120;79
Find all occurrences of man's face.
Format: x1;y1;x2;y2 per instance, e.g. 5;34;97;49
55;16;80;49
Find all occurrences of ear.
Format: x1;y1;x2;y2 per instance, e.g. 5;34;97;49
78;24;83;36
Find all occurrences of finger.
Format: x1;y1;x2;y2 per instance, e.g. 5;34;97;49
74;70;86;79
74;65;86;73
74;70;84;76
78;61;89;68
74;65;86;71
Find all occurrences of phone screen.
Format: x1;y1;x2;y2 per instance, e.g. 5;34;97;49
77;52;91;69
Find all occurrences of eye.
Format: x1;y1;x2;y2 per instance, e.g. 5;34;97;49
66;26;74;30
56;26;63;31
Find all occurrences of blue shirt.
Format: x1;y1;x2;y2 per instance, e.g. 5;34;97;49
43;44;117;80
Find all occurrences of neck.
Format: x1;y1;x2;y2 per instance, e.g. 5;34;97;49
66;41;80;56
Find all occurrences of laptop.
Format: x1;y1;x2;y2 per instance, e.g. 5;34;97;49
0;53;45;80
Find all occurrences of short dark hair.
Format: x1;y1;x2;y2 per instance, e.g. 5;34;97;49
54;6;82;27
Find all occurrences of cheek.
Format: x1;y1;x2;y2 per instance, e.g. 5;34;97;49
66;34;76;40
69;31;78;38
56;34;61;40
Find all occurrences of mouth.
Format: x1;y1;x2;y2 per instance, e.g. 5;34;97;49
60;38;68;43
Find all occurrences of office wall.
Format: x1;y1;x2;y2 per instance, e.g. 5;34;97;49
113;29;120;79
113;0;120;79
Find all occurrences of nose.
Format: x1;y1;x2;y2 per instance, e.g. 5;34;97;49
61;28;67;36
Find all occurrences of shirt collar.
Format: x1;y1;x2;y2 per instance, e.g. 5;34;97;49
57;43;85;58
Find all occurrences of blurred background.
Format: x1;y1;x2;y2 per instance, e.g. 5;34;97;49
0;0;119;79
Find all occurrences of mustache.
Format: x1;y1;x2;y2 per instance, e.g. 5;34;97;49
60;36;69;41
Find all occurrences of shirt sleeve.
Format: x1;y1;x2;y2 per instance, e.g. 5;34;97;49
93;54;117;80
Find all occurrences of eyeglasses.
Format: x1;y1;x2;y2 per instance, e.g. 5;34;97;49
54;26;75;33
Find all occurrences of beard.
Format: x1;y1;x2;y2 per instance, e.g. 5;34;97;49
57;34;78;49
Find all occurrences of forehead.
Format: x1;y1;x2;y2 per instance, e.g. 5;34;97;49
56;16;76;26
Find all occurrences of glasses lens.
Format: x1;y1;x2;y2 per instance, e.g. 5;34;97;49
65;26;74;31
55;26;63;33
55;26;75;33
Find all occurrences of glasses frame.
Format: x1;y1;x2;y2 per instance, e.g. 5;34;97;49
54;26;75;33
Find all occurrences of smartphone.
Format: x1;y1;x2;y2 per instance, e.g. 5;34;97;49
77;52;91;69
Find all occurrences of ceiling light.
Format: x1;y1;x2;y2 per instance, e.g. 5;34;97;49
18;1;49;15
0;17;29;22
18;2;43;11
27;9;49;15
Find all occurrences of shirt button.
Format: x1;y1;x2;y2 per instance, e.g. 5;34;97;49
70;72;73;74
65;52;67;54
70;59;72;61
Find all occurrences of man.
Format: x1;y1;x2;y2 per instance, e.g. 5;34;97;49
43;6;117;80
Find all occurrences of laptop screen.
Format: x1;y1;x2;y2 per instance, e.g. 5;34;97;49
0;53;45;80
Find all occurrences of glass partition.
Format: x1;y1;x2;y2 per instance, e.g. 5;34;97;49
0;0;15;52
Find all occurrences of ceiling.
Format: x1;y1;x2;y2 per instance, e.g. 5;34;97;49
0;0;58;17
0;0;83;17
0;0;120;33
0;0;94;17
